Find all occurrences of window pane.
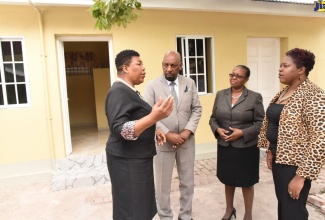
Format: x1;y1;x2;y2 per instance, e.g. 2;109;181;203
0;39;28;107
188;39;195;56
177;38;184;75
197;58;204;73
4;64;14;82
182;38;187;57
1;41;12;62
182;59;186;76
198;75;205;92
189;58;196;74
196;39;203;56
15;63;25;82
176;37;209;93
190;75;196;84
6;84;17;104
0;85;3;105
13;41;23;61
17;84;27;104
177;38;182;56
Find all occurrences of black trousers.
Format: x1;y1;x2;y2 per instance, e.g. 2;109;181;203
272;158;311;220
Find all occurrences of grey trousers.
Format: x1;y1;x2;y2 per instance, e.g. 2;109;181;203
154;146;195;220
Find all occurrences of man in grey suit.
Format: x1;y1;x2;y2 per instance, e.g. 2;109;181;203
144;51;202;220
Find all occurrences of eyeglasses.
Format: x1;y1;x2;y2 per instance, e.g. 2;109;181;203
229;73;246;79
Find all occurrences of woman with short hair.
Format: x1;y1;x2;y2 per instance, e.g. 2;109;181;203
258;48;325;220
210;65;265;220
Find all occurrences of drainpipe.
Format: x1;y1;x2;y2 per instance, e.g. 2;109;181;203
28;0;57;171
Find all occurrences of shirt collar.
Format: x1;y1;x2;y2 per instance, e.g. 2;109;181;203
166;77;179;86
115;77;143;99
115;77;136;92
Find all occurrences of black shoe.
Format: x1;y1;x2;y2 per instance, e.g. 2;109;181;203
221;208;236;220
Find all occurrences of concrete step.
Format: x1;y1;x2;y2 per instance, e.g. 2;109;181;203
51;144;268;191
52;154;110;191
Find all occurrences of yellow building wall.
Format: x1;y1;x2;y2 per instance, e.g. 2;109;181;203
0;6;54;182
0;5;325;176
0;6;51;164
93;68;111;131
110;9;325;145
63;42;110;128
66;75;97;127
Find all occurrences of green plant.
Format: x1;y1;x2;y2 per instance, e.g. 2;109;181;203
90;0;142;31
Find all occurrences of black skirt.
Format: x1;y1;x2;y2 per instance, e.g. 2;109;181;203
217;144;260;187
106;152;157;220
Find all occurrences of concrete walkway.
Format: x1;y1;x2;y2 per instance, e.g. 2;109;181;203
0;158;324;220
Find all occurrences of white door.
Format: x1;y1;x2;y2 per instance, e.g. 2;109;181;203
56;39;72;156
247;38;280;109
56;36;114;156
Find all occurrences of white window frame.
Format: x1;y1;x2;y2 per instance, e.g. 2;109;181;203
176;35;215;95
0;37;30;109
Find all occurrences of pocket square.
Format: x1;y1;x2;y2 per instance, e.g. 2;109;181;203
184;86;191;92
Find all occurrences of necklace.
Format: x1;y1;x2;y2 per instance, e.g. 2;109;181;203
231;92;242;99
277;88;293;103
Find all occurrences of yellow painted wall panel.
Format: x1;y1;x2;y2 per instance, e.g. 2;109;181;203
0;5;325;166
93;68;111;131
0;6;52;164
66;75;97;127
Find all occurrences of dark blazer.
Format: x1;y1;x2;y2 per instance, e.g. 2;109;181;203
105;82;156;158
209;86;265;148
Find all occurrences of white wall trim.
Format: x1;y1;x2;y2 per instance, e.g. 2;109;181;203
0;0;321;18
56;35;114;156
195;142;217;160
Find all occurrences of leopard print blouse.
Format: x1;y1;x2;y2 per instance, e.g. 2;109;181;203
258;79;325;180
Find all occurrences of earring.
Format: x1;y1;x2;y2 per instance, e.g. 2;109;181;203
299;75;301;81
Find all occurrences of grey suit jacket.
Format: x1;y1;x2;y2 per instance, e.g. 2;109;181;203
209;87;265;148
144;75;202;151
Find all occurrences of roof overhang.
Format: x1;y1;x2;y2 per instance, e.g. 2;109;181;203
0;0;323;18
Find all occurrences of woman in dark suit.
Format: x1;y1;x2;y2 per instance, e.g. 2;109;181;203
209;65;265;220
105;49;174;220
258;48;325;220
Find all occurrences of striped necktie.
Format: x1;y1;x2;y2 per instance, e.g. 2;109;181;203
170;81;178;106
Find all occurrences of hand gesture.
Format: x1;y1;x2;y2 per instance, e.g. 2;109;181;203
166;131;186;147
179;129;191;142
224;127;243;142
155;129;166;146
217;128;229;140
150;95;174;122
288;174;305;200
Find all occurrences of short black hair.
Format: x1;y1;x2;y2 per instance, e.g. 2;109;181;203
286;48;315;76
236;65;250;78
115;49;140;72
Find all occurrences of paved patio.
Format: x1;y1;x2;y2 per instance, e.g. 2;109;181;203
0;158;324;220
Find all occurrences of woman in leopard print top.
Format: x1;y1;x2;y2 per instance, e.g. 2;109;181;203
258;48;325;220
